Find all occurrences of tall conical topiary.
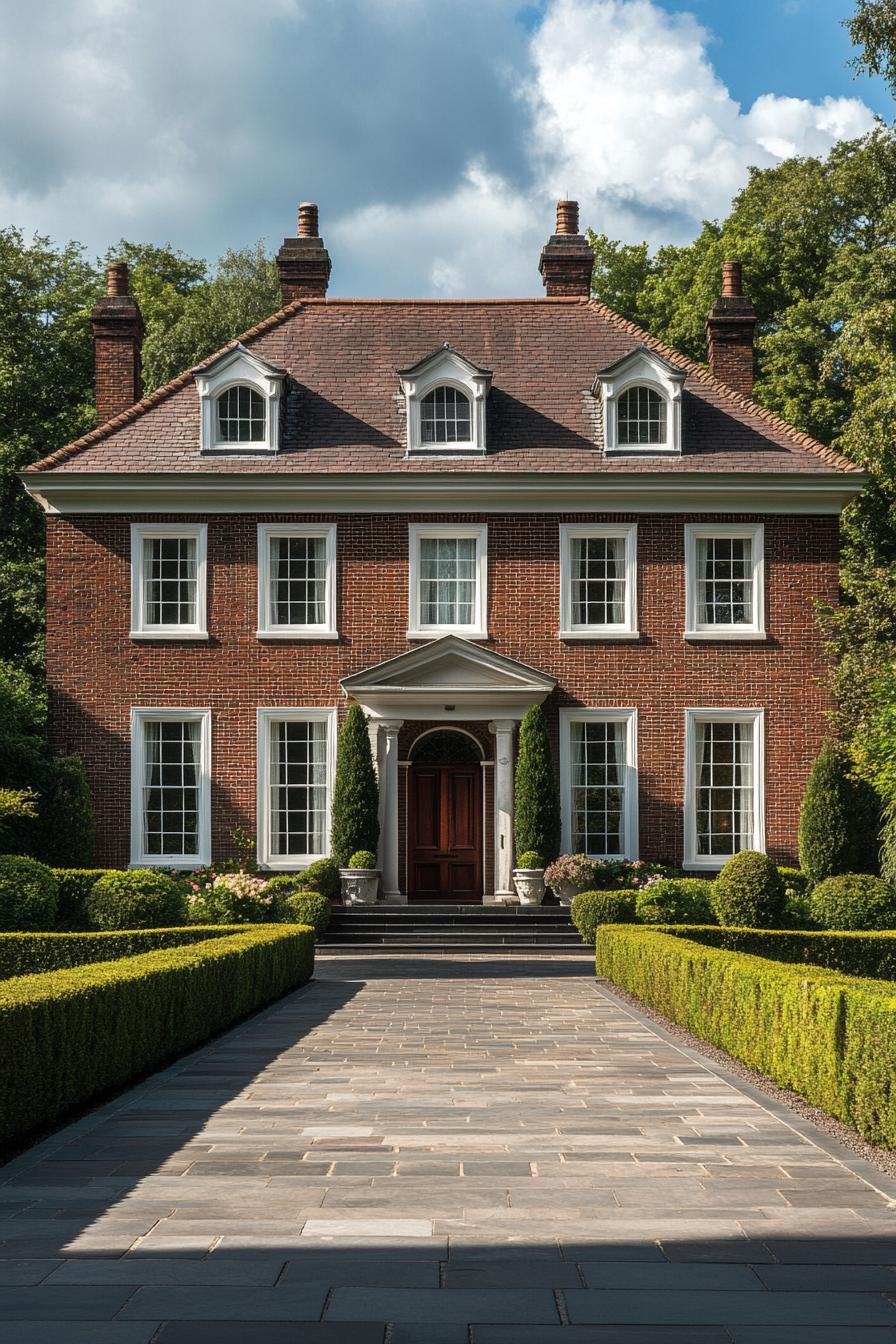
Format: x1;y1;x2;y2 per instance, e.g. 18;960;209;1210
513;704;561;864
798;738;880;884
330;703;380;868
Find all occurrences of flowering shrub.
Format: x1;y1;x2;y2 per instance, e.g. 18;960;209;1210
545;855;678;893
184;871;274;925
544;854;596;890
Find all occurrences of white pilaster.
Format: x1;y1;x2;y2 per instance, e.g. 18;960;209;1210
378;719;404;904
489;719;516;903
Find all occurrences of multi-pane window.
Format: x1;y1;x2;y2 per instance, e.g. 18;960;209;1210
257;709;335;868
131;710;210;866
686;710;763;868
617;386;666;445
685;525;764;638
560;525;637;636
130;525;207;637
216;385;266;443
409;525;487;636
420;386;472;445
257;525;336;637
561;710;636;859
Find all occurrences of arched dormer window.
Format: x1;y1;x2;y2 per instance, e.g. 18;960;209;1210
420;385;472;446
593;345;685;455
194;342;285;454
398;344;492;456
617;385;666;446
216;386;266;444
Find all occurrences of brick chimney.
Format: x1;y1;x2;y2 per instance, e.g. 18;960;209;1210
91;261;144;424
276;201;332;300
538;200;594;297
705;261;756;397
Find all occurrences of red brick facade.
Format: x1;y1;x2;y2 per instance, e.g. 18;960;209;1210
46;509;838;872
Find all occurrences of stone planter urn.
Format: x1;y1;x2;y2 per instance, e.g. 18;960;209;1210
512;868;545;905
340;868;380;905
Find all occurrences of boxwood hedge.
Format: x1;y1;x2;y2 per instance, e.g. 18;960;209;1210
655;925;896;981
595;925;896;1147
0;924;314;1146
0;926;241;980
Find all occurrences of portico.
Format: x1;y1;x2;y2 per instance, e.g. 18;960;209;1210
341;637;555;903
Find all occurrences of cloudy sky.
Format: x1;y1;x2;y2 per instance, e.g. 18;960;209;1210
1;0;890;295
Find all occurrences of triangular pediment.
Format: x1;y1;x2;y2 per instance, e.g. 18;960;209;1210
193;341;286;381
341;636;554;719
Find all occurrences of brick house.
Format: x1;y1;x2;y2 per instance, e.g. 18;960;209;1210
23;202;864;901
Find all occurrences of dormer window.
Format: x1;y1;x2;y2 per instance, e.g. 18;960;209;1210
194;342;285;454
594;345;685;455
398;344;491;456
216;386;266;444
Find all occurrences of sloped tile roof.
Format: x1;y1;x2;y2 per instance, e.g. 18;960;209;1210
28;296;857;477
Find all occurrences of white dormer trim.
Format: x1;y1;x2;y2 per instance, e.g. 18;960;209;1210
398;344;491;456
194;342;285;454
594;346;686;456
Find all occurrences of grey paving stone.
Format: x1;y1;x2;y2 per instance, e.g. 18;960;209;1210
564;1288;896;1326
579;1262;762;1290
118;1285;328;1320
154;1327;384;1343
753;1264;896;1292
761;1238;896;1264
443;1259;582;1287
326;1286;560;1323
0;1260;62;1285
0;1327;160;1344
0;1286;135;1320
727;1331;896;1344
46;1257;286;1285
280;1255;439;1287
660;1239;776;1263
473;1329;731;1343
390;1328;467;1344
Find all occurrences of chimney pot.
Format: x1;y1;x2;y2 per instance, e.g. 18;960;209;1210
277;201;331;300
556;200;579;235
706;260;756;396
106;260;130;297
297;202;319;238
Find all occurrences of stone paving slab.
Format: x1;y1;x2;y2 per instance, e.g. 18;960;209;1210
0;952;894;1337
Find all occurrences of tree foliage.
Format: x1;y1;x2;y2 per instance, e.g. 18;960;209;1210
330;705;380;868
513;704;561;864
798;739;880;883
847;0;896;90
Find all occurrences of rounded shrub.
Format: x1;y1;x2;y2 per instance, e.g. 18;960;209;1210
347;850;377;869
516;851;544;870
635;878;716;925
711;850;785;928
281;890;331;938
86;869;185;930
52;868;108;930
809;873;896;931
301;859;341;901
0;854;59;931
570;889;636;945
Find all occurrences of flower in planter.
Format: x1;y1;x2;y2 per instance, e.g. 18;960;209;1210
544;853;596;888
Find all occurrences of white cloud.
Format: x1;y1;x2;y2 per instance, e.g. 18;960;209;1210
0;0;878;295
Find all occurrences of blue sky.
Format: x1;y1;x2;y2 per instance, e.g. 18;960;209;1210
0;0;889;296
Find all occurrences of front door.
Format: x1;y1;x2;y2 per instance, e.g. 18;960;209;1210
409;764;482;900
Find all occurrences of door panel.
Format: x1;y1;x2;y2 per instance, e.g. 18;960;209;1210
409;763;482;901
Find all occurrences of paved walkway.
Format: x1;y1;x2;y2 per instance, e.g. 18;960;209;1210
1;955;895;1343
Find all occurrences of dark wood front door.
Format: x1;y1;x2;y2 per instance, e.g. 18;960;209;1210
409;764;482;900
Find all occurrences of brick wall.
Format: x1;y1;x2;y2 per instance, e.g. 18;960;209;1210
45;510;839;871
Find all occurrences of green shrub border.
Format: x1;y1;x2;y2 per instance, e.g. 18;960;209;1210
595;925;896;1148
0;926;244;980
0;925;315;1146
657;925;896;982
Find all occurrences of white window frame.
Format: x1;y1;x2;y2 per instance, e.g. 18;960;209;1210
256;523;337;640
407;523;488;639
559;708;639;861
684;707;765;871
194;344;284;454
130;707;212;868
685;523;765;640
594;348;685;456
130;523;208;640
398;347;490;455
559;523;638;639
256;707;337;871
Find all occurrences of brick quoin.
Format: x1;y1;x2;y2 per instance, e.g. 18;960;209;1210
45;510;838;870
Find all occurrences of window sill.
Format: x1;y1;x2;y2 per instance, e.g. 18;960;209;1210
407;628;488;641
559;629;641;641
685;629;767;642
129;858;208;870
129;630;210;641
604;446;680;456
256;629;339;641
257;857;328;871
201;444;277;456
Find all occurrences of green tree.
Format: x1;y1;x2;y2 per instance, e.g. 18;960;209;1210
330;704;380;868
847;0;896;89
513;705;561;864
799;739;879;883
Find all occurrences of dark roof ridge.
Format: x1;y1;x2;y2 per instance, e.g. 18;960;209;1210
586;298;857;473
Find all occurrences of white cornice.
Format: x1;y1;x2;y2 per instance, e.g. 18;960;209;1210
20;469;866;516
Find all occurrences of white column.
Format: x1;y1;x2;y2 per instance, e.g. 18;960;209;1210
489;719;516;904
379;719;404;904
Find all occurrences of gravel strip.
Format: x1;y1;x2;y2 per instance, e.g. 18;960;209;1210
600;977;896;1181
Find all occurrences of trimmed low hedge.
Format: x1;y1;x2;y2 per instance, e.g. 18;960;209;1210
0;926;241;980
0;924;315;1146
657;925;896;982
571;890;636;944
596;925;896;1147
